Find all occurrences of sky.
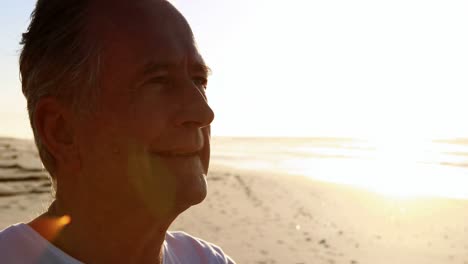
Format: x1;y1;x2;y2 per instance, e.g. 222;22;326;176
1;0;468;139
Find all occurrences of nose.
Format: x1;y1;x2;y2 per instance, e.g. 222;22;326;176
174;78;215;129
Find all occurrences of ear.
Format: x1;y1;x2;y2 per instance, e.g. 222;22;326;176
34;97;80;172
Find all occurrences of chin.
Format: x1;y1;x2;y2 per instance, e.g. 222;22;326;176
174;173;208;212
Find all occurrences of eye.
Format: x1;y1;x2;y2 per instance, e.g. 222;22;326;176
192;76;208;89
145;75;170;85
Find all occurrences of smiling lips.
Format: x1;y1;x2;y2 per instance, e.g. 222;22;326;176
152;133;205;158
153;149;202;158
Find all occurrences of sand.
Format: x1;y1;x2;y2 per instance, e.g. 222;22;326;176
1;137;468;264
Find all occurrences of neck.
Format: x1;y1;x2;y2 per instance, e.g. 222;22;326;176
30;198;176;264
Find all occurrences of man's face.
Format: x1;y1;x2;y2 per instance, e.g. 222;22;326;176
74;1;214;216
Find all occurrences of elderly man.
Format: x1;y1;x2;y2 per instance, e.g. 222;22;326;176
0;0;235;263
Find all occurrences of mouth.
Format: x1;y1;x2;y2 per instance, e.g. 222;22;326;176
152;149;201;158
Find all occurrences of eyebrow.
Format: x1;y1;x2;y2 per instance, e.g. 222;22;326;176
192;63;212;76
142;61;212;76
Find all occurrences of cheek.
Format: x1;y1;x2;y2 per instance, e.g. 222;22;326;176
201;127;211;173
77;106;138;165
127;93;175;139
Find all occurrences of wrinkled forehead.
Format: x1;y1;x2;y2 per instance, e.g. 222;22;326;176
88;0;203;71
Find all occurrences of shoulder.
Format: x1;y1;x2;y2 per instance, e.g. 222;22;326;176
0;224;33;252
0;224;42;263
0;224;16;245
164;231;235;264
0;223;82;264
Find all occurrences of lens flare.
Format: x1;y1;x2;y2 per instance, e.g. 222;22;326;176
29;215;71;242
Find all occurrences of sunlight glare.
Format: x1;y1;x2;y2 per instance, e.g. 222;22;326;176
355;136;468;199
280;136;468;200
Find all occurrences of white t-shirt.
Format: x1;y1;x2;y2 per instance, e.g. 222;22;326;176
0;223;235;264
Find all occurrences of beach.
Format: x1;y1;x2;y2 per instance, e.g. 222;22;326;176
1;137;468;263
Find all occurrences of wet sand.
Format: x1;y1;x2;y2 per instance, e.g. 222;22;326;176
1;137;468;264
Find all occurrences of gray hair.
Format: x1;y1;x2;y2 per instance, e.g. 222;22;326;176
19;0;100;187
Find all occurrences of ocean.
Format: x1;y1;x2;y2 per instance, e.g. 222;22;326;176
211;137;468;200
